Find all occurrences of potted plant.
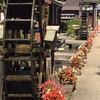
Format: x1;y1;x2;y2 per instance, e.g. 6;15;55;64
70;54;83;69
78;44;88;59
66;19;80;39
38;80;65;100
84;40;92;51
76;49;85;59
54;66;77;93
87;36;93;46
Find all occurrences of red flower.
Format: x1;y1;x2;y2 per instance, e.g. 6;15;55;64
72;76;76;83
39;80;65;100
70;55;82;69
43;89;65;100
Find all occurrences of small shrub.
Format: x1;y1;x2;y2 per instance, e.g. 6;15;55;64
66;19;80;37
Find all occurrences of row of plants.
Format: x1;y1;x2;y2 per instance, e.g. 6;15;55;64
38;29;97;100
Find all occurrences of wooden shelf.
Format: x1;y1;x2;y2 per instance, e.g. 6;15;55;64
8;0;33;3
4;56;30;61
8;93;33;97
4;39;30;44
6;75;31;81
5;19;31;22
8;3;32;5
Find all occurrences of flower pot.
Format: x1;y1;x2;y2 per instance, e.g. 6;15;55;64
61;84;75;93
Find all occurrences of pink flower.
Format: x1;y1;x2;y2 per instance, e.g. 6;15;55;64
38;80;65;100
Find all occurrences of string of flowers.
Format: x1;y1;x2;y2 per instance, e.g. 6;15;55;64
54;66;76;85
38;80;65;100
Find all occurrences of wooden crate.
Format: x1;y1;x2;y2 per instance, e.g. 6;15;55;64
15;44;30;54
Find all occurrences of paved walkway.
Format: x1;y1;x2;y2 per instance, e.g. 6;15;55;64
70;33;100;100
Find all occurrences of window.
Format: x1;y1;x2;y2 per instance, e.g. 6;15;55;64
61;14;75;19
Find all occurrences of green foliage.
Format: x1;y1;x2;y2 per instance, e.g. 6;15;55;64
0;0;5;11
66;29;74;36
67;19;80;26
97;16;100;19
66;19;80;37
99;0;100;3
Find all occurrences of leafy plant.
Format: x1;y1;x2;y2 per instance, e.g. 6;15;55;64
67;19;80;26
0;0;5;12
66;29;74;36
98;0;100;3
66;19;80;37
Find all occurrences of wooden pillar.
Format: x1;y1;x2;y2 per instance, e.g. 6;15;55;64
93;6;97;29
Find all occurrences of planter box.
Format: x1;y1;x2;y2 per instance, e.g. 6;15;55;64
61;84;75;93
15;44;30;54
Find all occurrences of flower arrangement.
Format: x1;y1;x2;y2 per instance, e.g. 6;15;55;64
90;30;96;39
76;49;84;58
70;54;83;69
87;36;93;45
38;80;65;100
78;44;88;56
84;40;92;50
54;66;76;85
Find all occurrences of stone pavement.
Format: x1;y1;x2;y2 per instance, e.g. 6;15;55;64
69;33;100;100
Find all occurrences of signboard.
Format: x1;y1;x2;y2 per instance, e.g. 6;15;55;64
0;12;4;23
46;26;59;31
0;25;3;39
